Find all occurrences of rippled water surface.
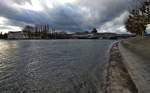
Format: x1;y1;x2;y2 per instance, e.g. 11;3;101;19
0;40;113;93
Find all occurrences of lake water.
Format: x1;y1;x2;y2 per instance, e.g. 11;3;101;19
0;40;114;93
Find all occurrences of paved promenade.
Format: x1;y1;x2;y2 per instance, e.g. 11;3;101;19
119;43;150;93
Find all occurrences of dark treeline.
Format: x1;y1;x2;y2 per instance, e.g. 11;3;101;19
0;32;8;39
22;25;99;39
22;25;72;39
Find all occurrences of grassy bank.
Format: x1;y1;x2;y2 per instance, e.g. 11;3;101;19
121;36;150;60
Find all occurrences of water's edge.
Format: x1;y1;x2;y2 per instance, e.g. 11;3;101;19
103;42;139;93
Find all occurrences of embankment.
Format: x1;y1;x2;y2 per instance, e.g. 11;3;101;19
103;42;139;93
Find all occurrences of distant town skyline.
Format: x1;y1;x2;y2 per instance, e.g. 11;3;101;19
0;0;145;33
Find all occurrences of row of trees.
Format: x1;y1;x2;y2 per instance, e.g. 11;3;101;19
22;25;52;39
22;24;98;39
125;0;150;36
0;32;8;39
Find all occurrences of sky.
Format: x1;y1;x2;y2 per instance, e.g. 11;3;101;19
0;0;141;33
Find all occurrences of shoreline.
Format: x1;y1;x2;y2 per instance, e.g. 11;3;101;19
1;38;115;40
103;42;139;93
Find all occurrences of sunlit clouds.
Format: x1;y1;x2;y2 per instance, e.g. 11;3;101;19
0;17;21;33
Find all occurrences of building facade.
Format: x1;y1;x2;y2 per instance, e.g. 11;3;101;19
8;31;28;39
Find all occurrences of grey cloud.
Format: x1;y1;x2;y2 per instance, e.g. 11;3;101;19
98;11;129;33
0;0;143;32
77;0;134;25
0;1;85;31
12;0;32;4
0;26;12;30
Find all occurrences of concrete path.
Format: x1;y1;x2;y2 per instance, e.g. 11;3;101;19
119;43;150;93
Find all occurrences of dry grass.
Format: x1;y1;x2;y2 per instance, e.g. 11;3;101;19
122;36;150;60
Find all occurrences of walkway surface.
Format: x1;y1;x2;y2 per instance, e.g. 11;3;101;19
119;43;150;93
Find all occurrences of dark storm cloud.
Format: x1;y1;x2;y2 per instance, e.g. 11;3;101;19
0;1;85;31
48;4;85;31
0;0;143;32
0;1;46;24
